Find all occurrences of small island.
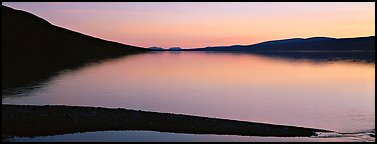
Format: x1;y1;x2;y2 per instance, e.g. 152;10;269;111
168;47;182;51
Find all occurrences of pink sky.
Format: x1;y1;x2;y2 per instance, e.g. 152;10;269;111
2;2;375;48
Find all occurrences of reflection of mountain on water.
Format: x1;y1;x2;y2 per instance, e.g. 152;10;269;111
198;51;375;64
245;51;375;63
2;53;144;96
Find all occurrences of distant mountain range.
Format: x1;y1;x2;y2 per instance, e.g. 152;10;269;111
146;36;375;52
186;36;375;51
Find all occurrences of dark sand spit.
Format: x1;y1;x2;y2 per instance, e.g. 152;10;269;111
2;104;333;138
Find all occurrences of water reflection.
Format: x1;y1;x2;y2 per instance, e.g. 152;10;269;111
2;52;145;96
2;51;375;140
3;51;374;97
246;51;374;63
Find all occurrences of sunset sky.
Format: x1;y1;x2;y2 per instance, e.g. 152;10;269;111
2;2;375;48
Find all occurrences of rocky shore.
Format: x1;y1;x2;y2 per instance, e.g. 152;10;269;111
2;104;333;138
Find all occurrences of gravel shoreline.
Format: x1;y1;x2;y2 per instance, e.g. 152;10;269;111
2;104;333;138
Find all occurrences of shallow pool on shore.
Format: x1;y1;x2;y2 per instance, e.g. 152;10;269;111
4;130;374;142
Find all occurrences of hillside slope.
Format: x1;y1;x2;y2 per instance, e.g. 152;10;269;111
2;5;147;57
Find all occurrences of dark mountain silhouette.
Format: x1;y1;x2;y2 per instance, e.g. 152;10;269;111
2;5;147;57
2;5;148;95
188;36;375;51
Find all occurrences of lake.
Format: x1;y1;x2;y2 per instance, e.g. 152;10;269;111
2;51;375;142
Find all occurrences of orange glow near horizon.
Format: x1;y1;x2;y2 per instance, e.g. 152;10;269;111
2;2;375;48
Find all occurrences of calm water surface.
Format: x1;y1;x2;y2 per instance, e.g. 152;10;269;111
2;52;375;142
